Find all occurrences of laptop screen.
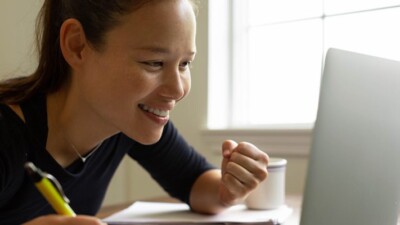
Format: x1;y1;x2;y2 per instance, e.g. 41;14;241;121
300;48;400;225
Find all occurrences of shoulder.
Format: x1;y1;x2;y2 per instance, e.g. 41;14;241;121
0;103;26;143
0;102;28;161
0;103;29;165
0;104;27;206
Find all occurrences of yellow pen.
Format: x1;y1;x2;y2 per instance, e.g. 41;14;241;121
24;162;76;216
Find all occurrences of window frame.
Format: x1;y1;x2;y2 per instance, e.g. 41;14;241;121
206;0;312;156
205;0;400;156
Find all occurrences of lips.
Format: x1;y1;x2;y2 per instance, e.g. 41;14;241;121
138;104;169;117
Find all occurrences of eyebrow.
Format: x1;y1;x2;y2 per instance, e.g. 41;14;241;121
134;46;196;56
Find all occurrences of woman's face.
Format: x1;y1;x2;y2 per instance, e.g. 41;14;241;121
77;0;196;144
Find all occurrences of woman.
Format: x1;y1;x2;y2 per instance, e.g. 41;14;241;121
0;0;269;224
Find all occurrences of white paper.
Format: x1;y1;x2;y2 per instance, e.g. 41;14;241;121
103;201;293;224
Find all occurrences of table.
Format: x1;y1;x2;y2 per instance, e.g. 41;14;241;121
97;194;303;225
281;195;302;225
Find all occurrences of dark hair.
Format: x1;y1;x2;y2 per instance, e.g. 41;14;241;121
0;0;197;104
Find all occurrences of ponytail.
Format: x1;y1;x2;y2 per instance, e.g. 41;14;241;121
0;0;68;103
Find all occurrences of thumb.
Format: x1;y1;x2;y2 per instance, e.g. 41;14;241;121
221;140;237;174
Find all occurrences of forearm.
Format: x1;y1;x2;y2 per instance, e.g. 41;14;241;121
189;169;228;214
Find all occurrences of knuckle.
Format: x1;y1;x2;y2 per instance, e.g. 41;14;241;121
257;151;269;164
254;166;268;181
259;168;268;181
239;185;248;196
247;178;258;190
262;153;270;164
237;142;251;150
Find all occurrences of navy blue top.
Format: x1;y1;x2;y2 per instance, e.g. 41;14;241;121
0;94;215;224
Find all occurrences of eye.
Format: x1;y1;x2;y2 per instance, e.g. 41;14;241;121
140;61;164;70
179;61;192;70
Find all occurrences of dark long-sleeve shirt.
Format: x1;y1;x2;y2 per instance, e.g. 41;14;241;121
0;94;214;224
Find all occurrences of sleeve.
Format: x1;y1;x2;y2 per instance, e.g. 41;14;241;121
127;121;216;205
0;105;27;208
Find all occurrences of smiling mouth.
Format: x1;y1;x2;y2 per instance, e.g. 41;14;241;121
138;104;169;117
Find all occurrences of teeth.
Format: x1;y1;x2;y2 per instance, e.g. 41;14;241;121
139;104;169;117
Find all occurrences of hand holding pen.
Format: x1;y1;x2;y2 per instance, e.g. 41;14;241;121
24;162;106;225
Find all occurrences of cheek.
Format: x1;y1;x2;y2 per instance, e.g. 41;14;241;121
183;74;192;97
81;62;138;110
94;59;143;95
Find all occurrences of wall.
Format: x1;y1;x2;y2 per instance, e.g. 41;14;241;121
0;0;309;207
0;0;41;77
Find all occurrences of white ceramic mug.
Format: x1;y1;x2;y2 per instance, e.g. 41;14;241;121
245;157;287;210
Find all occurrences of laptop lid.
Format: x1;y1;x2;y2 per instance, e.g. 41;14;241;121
300;48;400;225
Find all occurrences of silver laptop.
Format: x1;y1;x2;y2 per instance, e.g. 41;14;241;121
300;48;400;225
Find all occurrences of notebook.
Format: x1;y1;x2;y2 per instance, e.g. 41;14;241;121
104;201;293;224
300;48;400;225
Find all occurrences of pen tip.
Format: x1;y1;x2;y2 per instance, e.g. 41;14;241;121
24;162;40;176
24;162;44;182
24;162;35;171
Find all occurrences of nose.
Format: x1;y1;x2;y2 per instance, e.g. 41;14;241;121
160;68;190;101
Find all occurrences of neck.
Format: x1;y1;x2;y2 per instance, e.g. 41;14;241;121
45;85;117;167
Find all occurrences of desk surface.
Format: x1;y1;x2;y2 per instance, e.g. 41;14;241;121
97;195;303;225
101;194;400;225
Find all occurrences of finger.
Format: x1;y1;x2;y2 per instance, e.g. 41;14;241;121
222;172;247;197
234;142;269;163
222;140;238;158
72;215;107;225
61;215;107;225
229;151;268;181
25;215;107;225
221;140;238;175
225;161;259;190
228;142;269;182
219;175;243;206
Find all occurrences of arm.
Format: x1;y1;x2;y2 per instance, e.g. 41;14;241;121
189;140;269;214
189;169;225;214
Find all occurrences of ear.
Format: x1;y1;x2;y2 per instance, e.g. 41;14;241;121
59;18;88;69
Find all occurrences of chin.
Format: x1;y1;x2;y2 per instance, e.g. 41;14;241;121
130;129;163;145
136;136;161;145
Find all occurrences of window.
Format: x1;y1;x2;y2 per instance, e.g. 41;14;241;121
208;0;400;129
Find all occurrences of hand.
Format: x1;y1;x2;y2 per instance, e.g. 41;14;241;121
219;140;269;207
22;215;107;225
